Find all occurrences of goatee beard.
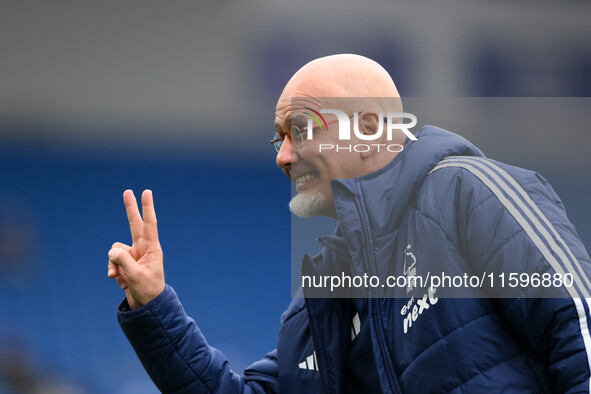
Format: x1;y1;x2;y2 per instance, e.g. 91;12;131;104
289;192;326;218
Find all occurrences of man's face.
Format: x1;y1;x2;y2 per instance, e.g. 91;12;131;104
275;99;362;219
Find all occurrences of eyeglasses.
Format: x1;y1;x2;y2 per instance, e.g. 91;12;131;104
269;125;305;152
270;113;388;152
270;118;340;153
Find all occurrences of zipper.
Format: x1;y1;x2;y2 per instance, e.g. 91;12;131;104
355;182;402;394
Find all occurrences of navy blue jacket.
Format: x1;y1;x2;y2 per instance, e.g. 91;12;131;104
118;126;591;393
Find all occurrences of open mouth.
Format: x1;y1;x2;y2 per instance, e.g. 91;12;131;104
293;172;319;186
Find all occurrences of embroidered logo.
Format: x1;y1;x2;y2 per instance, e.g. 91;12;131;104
400;286;439;334
350;312;360;341
403;244;417;294
300;313;362;372
298;351;319;371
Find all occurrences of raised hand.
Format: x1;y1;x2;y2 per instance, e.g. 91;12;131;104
108;190;165;310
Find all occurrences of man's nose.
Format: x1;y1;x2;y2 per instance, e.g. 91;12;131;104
276;136;294;170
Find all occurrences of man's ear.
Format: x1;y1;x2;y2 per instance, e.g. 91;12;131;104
357;112;383;159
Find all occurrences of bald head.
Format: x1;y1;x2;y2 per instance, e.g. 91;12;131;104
274;55;405;219
279;54;399;102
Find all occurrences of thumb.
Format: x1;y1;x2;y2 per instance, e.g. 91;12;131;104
108;248;139;277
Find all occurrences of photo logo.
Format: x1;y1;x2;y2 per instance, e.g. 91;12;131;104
302;107;328;131
302;109;417;153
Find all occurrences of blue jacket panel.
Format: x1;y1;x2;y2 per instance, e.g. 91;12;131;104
118;126;591;393
118;286;278;394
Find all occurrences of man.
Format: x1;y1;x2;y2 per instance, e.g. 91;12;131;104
108;54;591;393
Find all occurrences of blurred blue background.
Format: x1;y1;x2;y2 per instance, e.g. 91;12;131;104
0;1;590;393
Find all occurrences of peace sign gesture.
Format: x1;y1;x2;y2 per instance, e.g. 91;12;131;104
108;190;165;310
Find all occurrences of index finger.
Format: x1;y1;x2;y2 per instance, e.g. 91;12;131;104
141;189;159;242
123;190;143;242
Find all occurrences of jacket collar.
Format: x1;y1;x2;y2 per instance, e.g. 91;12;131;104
331;126;484;239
